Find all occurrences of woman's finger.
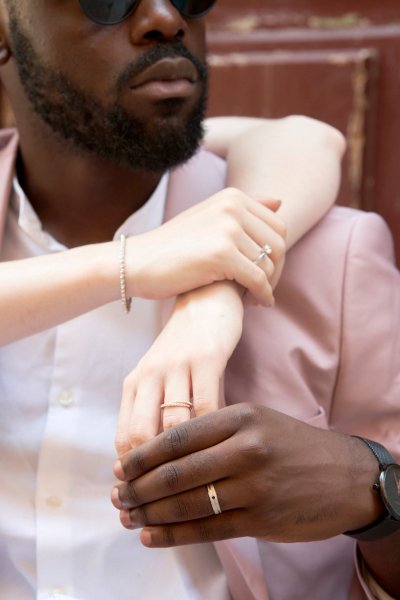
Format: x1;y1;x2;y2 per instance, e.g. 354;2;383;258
162;368;193;431
247;197;286;239
115;376;138;457
191;363;222;417
227;249;274;306
241;210;286;268
123;377;164;451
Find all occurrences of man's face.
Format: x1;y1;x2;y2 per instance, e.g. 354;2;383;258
5;1;209;172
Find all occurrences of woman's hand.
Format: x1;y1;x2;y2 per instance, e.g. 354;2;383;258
115;282;244;457
126;188;285;306
115;195;285;457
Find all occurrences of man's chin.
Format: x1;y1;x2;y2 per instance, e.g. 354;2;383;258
104;114;205;172
99;131;203;173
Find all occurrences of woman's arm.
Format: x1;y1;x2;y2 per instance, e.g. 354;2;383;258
116;116;346;455
204;115;346;248
0;187;282;345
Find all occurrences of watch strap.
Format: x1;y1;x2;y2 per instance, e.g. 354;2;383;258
344;436;399;541
346;516;400;541
352;436;395;468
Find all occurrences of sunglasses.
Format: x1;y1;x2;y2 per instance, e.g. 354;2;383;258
78;0;217;26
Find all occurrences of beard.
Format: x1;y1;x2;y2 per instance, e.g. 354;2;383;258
7;13;208;172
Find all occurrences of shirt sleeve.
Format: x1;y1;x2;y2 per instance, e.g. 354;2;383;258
328;211;400;596
330;211;400;460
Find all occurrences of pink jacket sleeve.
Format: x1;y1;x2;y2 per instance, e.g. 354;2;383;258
330;211;400;462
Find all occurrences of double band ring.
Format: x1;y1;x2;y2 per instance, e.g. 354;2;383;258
253;244;273;266
160;401;193;410
207;483;222;515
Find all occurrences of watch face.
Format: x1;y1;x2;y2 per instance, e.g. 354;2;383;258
380;464;400;520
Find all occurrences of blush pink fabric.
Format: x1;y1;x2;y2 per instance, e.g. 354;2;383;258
0;130;399;600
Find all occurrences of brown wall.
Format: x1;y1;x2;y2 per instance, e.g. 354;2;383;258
206;0;400;264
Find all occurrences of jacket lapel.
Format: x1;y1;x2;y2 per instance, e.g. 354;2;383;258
0;128;19;246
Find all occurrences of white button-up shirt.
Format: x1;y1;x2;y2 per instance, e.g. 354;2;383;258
0;177;230;600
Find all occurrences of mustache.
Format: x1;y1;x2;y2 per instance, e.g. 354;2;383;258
115;41;208;93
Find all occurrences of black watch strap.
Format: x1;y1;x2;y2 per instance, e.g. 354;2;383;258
353;436;394;469
346;516;400;541
344;436;400;541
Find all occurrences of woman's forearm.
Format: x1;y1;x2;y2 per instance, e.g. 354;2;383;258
1;116;345;346
0;242;117;345
204;115;346;248
0;187;283;345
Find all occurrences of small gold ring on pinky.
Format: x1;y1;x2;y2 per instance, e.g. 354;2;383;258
207;483;222;515
253;244;273;266
160;401;193;410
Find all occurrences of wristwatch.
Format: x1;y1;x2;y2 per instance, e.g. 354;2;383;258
344;436;400;541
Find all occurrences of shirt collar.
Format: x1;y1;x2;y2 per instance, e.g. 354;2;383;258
11;172;169;251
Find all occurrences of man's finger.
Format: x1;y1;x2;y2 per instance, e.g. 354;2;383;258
139;512;241;547
117;478;243;528
116;405;241;481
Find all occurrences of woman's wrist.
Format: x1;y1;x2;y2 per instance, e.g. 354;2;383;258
77;241;123;306
176;281;244;317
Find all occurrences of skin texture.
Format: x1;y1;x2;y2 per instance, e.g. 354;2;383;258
113;407;400;597
0;0;209;246
117;116;345;445
112;406;384;542
0;190;284;345
8;13;208;172
1;1;397;597
0;1;287;344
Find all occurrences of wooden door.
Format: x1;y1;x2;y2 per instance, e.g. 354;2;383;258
206;0;400;264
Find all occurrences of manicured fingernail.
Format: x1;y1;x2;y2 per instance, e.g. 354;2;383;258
140;528;153;547
114;459;125;480
111;487;122;509
120;509;133;530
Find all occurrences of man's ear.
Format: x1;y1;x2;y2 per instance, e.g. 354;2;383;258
0;2;11;66
0;39;11;65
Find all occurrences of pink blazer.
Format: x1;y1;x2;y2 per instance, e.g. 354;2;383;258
0;129;399;600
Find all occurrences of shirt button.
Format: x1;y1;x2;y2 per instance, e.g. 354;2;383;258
58;389;74;408
46;496;62;508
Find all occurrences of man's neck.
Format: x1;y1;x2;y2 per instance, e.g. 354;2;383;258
16;129;164;248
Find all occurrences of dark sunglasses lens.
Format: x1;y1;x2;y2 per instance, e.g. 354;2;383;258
79;0;137;25
171;0;217;17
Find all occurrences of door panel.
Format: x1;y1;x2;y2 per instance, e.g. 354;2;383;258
208;48;378;211
206;0;400;263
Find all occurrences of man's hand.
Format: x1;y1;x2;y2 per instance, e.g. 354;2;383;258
112;404;383;547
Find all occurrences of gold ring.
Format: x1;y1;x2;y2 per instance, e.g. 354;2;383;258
160;401;193;410
207;483;222;515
